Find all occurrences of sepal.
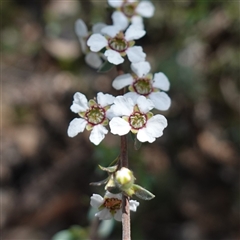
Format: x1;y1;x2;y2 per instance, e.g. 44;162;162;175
132;184;155;200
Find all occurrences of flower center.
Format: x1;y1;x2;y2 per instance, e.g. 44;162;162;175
109;35;128;52
85;106;105;125
133;78;153;96
104;198;122;212
129;112;147;129
121;3;136;18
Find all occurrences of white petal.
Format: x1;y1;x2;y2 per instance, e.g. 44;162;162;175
112;74;134;90
137;127;155;143
114;210;122;221
89;125;108;145
126;46;146;63
109;117;131;136
136;1;155;18
124;92;139;103
70;92;89;113
104;49;124;65
108;0;123;8
149;92;171;111
90;194;103;208
96;208;112;220
75;19;88;37
112;11;129;31
105;191;122;199
67;118;87;137
131;61;151;77
131;16;144;30
92;22;107;33
137;96;154;113
129;200;140;212
110;96;134;116
97;92;115;107
87;33;108;52
101;25;120;38
146;114;167;138
106;108;116;120
153;72;170;91
85;52;103;69
125;25;146;41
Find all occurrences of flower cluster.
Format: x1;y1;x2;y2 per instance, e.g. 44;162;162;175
69;0;170;223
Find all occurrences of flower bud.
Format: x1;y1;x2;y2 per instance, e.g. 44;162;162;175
115;167;135;191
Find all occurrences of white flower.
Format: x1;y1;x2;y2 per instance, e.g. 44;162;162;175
112;61;171;111
75;19;106;68
109;95;168;143
87;24;146;65
90;191;139;221
67;92;115;145
108;0;155;30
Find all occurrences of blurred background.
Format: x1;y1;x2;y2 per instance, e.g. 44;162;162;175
1;0;240;239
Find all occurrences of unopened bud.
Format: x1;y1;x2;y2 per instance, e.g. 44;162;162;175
115;167;135;191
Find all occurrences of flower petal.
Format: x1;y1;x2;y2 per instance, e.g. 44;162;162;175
124;92;139;103
92;22;107;33
153;72;170;91
96;208;112;220
110;96;134;116
125;25;146;41
146;114;167;138
149;92;171;111
75;19;88;37
131;61;151;77
108;0;123;8
105;191;122;199
89;125;108;145
67;118;87;137
104;49;124;65
112;74;134;90
131;15;144;30
79;38;87;54
109;117;131;136
87;33;108;52
137;96;154;113
90;194;103;208
85;52;103;69
114;210;122;221
70;92;89;113
112;11;129;31
126;46;146;63
137;127;155;143
136;1;155;18
101;25;120;38
129;200;140;212
97;92;115;107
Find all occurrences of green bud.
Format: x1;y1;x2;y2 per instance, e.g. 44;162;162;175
115;167;135;191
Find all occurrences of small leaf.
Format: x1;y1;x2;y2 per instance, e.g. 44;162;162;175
97;61;114;73
132;184;155;200
98;164;118;173
134;135;142;150
90;177;109;186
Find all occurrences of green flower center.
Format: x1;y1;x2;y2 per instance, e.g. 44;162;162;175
85;106;105;125
133;78;153;96
129;112;147;129
109;36;128;52
104;198;122;213
122;3;136;18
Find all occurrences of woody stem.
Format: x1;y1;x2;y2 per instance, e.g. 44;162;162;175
116;64;131;240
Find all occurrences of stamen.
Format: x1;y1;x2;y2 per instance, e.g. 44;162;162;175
133;78;153;96
109;37;129;52
129;112;147;129
121;3;136;18
104;198;122;213
85;106;105;125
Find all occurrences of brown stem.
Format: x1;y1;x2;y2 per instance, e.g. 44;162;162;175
116;64;131;240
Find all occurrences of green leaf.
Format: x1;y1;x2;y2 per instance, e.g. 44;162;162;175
97;61;114;73
90;177;109;186
52;230;74;240
132;184;155;200
98;164;118;173
134;135;142;150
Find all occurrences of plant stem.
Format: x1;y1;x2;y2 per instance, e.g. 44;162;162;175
116;64;131;240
